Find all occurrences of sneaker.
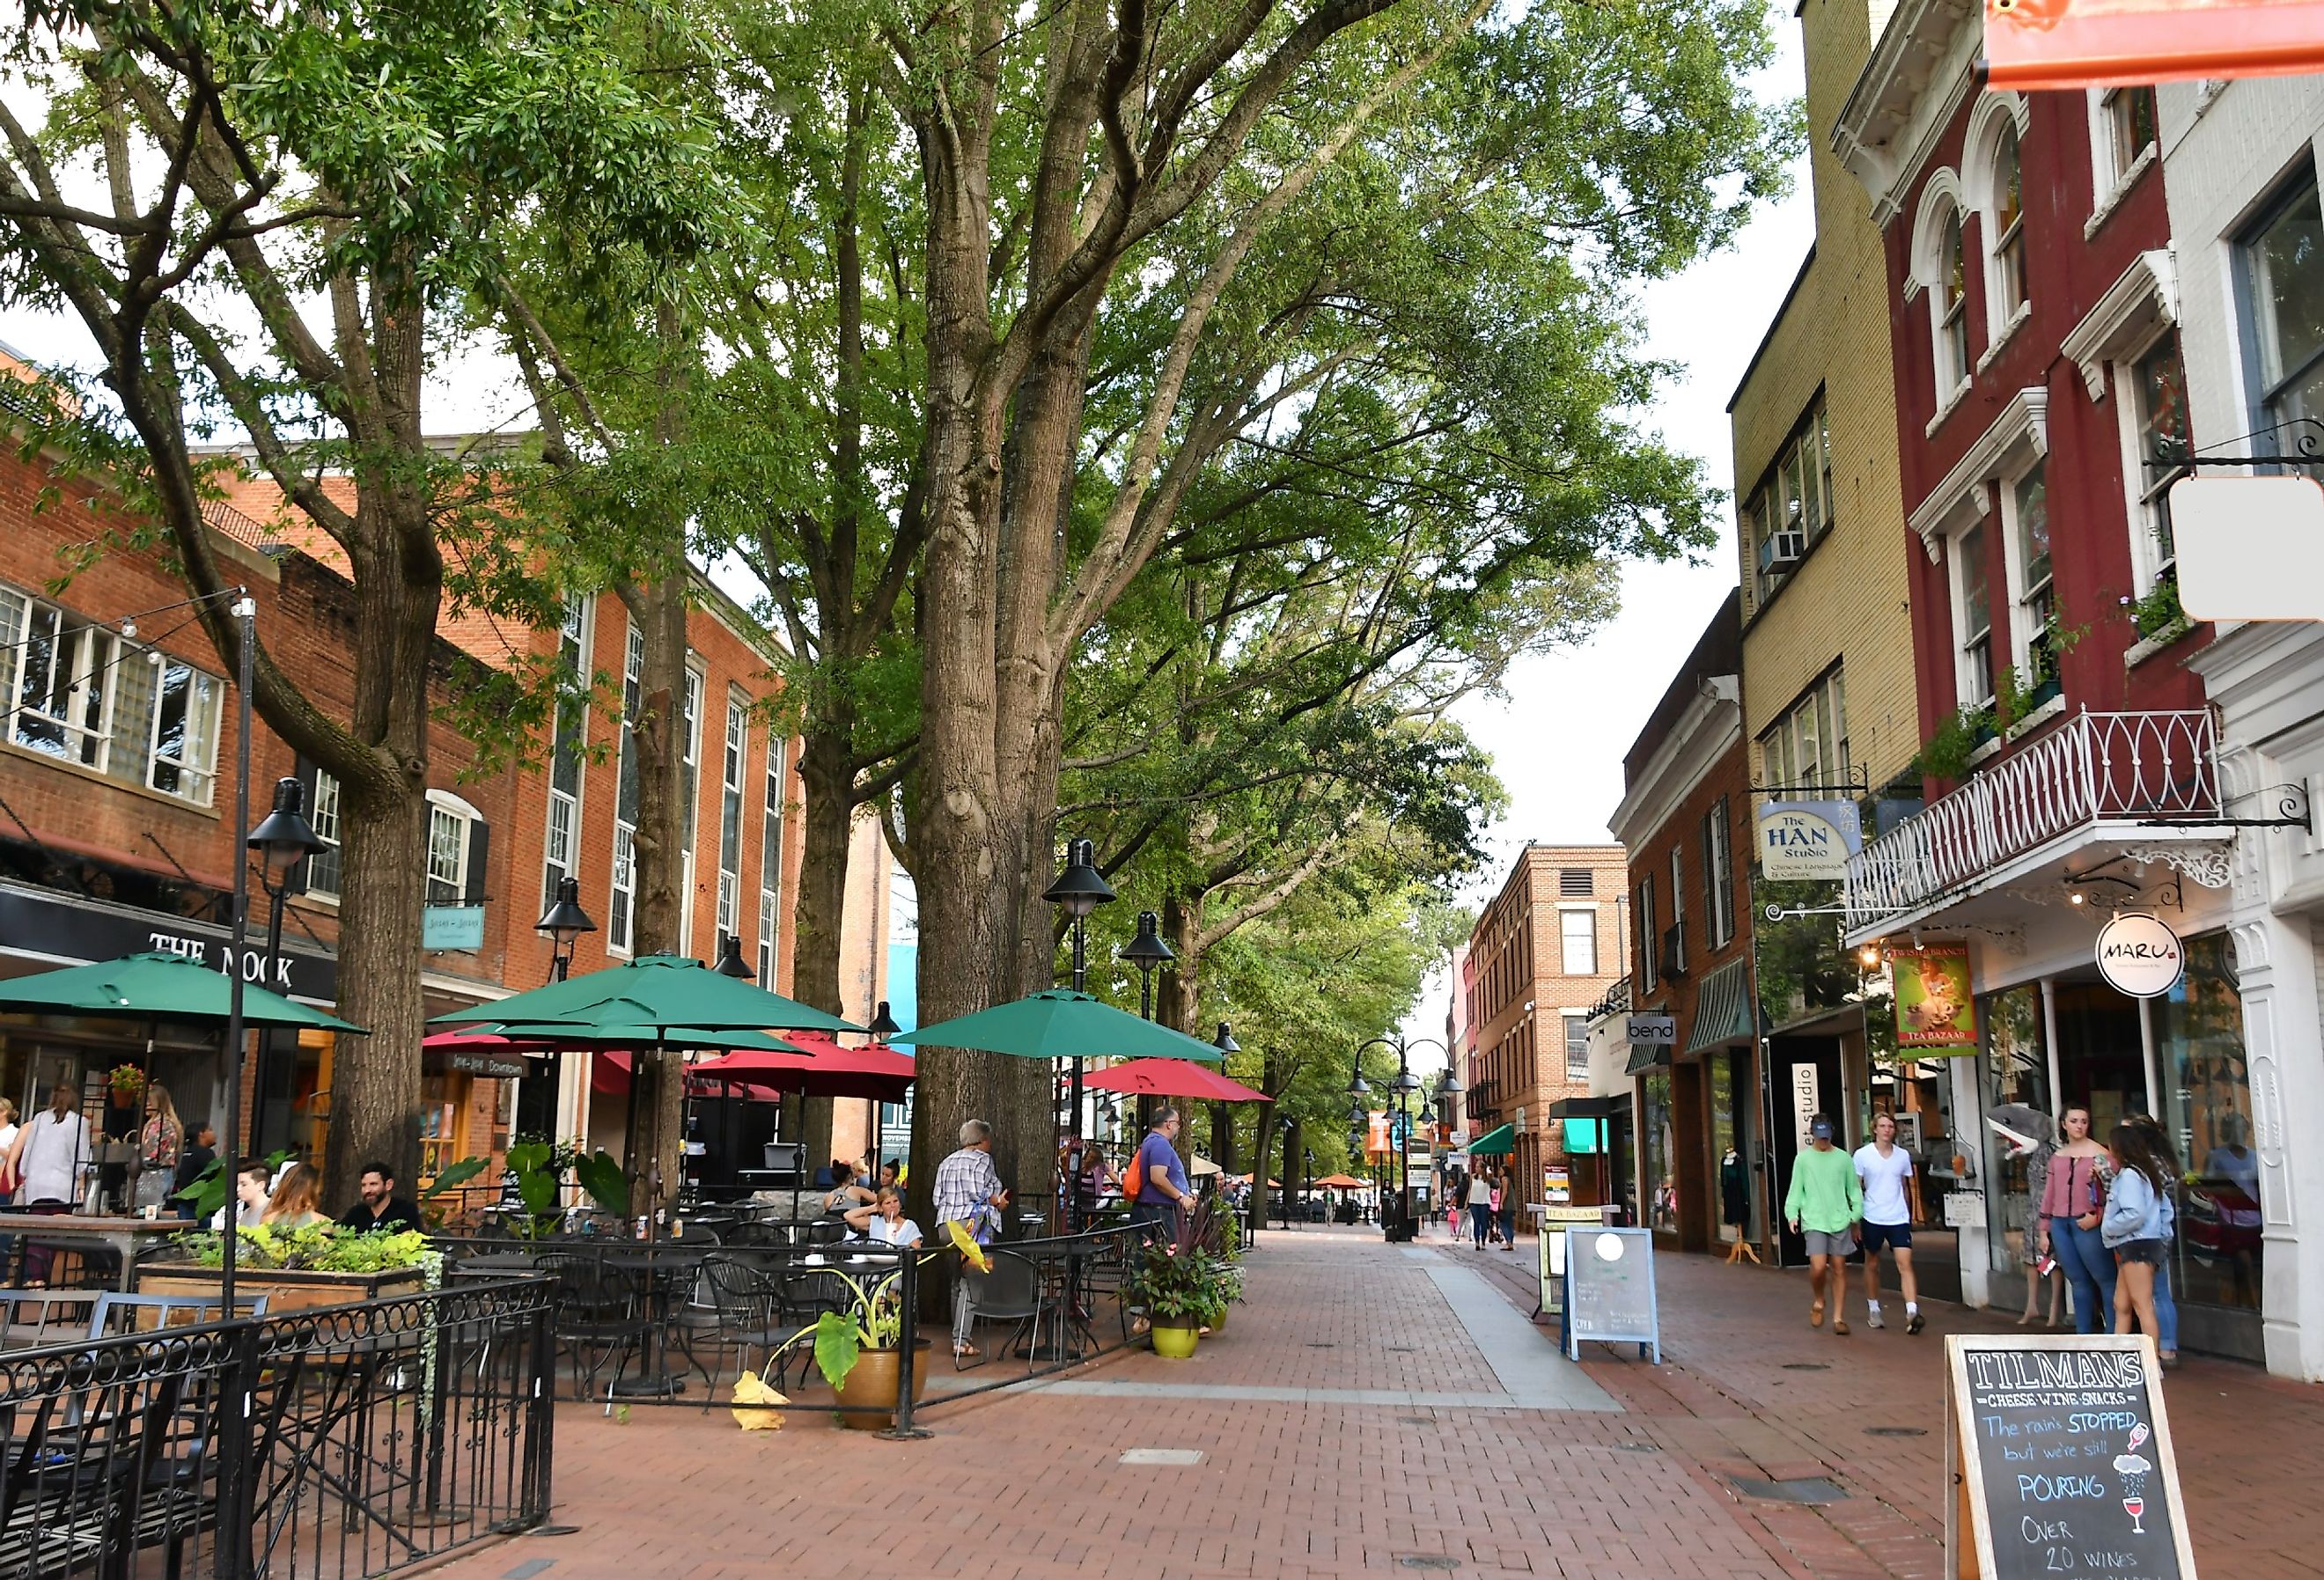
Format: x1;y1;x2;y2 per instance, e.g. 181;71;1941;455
1906;1311;1925;1335
1866;1304;1885;1329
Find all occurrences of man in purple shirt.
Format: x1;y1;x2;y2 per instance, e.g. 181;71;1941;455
1129;1107;1192;1238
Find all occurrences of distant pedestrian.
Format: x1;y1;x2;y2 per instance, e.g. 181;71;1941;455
1784;1115;1863;1335
2042;1106;2114;1334
1466;1169;1493;1252
172;1122;216;1222
1127;1107;1192;1239
2126;1115;2180;1365
2103;1121;2170;1356
1853;1113;1923;1334
1497;1170;1518;1250
933;1120;1011;1361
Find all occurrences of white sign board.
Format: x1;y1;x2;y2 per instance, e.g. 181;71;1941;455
1757;800;1864;881
2172;474;2324;622
2097;913;2185;998
1627;1014;1676;1045
1791;1062;1821;1154
1941;1189;1985;1229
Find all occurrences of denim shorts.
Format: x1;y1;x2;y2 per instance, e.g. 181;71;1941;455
2114;1238;2166;1267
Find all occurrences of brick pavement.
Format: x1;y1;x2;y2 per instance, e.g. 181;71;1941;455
436;1224;2324;1580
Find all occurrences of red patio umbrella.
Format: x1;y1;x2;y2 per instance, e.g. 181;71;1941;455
1081;1058;1269;1104
694;1032;915;1103
592;1050;778;1102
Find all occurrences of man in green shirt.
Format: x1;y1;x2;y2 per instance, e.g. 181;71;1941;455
1784;1115;1864;1335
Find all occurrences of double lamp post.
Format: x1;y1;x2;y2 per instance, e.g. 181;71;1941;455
1350;1033;1460;1242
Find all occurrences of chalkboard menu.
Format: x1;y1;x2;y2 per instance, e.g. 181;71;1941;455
1562;1226;1659;1363
1944;1335;2196;1580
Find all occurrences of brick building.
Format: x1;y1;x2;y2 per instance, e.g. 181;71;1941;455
1607;594;1756;1253
1460;845;1626;1210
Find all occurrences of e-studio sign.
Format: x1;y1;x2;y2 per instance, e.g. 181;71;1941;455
2097;913;2184;998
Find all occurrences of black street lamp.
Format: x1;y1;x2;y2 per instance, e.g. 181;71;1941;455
1356;1033;1448;1242
713;932;754;979
1122;910;1173;1021
1044;838;1115;1231
535;876;595;982
864;1000;902;1172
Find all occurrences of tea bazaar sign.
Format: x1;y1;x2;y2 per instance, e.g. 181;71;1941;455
1756;800;1864;881
2097;914;2184;999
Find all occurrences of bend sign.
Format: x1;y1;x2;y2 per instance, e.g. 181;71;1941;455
1756;800;1863;882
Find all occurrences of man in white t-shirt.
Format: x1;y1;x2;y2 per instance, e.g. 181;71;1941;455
1852;1112;1923;1334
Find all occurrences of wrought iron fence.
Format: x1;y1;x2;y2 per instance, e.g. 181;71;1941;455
1846;709;2218;927
0;1277;553;1580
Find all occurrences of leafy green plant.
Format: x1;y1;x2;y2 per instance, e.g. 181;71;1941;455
419;1157;489;1230
2129;576;2186;640
571;1150;631;1216
1125;1197;1240;1325
167;1227;433;1275
1915;706;1995;783
769;1260;918;1390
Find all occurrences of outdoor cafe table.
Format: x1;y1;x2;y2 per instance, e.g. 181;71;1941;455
0;1213;190;1291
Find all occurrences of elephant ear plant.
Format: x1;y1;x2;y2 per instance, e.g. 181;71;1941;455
773;1259;928;1390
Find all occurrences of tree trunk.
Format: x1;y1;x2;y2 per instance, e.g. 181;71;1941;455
1157;892;1200;1035
626;571;692;1217
791;713;857;1184
324;775;429;1209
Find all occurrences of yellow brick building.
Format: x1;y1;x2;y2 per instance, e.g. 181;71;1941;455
1729;0;1915;797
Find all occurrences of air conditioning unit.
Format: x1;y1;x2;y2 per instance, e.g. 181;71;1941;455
1758;528;1807;573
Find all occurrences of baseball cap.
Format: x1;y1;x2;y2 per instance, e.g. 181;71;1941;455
1810;1119;1835;1140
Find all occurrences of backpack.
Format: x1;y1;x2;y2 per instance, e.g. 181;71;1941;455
1122;1141;1147;1200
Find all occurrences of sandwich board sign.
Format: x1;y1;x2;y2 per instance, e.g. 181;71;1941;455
1942;1334;2195;1580
1562;1225;1659;1363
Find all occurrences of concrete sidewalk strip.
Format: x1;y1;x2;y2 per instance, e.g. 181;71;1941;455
1423;1261;1620;1411
1030;1378;1557;1408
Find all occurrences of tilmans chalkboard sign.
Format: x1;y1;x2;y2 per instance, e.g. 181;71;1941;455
1943;1334;2196;1580
1562;1225;1659;1363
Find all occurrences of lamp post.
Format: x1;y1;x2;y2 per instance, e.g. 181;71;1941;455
1434;1064;1464;1223
1043;839;1115;1231
535;877;595;982
713;932;753;979
1355;1033;1447;1242
232;768;325;1310
866;1000;901;1175
1122;911;1173;1020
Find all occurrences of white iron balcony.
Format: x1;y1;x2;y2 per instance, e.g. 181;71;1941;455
1842;709;2227;945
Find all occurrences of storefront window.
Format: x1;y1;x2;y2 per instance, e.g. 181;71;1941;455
1872;1056;1959;1224
1982;983;2048;1273
420;1077;460;1185
1709;1055;1739;1243
1641;1069;1676;1233
2152;934;2259;1313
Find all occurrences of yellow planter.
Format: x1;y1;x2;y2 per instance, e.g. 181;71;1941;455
1151;1320;1200;1360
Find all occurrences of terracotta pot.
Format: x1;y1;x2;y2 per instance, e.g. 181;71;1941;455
831;1338;934;1430
1151;1319;1200;1360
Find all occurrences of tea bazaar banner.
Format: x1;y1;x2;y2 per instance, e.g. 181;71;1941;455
1893;942;1979;1049
1986;0;2324;89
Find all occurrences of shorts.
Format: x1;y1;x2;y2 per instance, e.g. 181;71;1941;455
1858;1220;1913;1253
1803;1227;1857;1257
2114;1238;2166;1266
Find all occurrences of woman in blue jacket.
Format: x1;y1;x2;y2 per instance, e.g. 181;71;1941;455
2102;1121;2170;1353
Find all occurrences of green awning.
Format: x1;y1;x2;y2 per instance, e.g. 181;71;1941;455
1684;959;1755;1057
1624;1041;1669;1075
1467;1121;1515;1156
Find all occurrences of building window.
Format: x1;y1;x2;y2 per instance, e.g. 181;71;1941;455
2105;87;2157;185
306;770;343;900
423;792;486;908
2125;333;2191;594
609;617;644;955
2005;461;2056;687
759;733;786;987
1666;846;1685;972
1953;521;1997;708
1636;878;1658;993
1559;867;1592;897
1757;668;1850;792
1989;122;2026;324
680;665;702;955
1747;395;1834;606
543;593;589;908
2239;172;2324;435
1561;907;1596;976
1564;1012;1590;1080
1939;207;1970;391
717;690;746;944
0;586;224;805
1703;798;1733;951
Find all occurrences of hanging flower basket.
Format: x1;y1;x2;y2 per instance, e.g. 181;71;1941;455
107;1064;146;1103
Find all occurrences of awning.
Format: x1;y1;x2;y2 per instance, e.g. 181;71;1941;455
1624;1042;1669;1076
1548;1096;1629;1120
1683;959;1755;1057
1467;1121;1516;1156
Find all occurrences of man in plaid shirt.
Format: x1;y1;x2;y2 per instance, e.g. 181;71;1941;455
933;1119;1011;1358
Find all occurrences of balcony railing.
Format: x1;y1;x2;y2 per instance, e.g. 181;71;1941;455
1585;975;1631;1024
1846;709;2218;928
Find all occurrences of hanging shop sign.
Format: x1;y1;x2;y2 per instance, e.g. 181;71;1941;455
1366;1110;1391;1158
1894;942;1978;1047
2097;913;2185;999
1755;800;1864;881
1627;1014;1676;1046
422;905;486;952
1986;0;2324;92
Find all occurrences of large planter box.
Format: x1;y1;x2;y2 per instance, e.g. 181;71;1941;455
138;1263;428;1318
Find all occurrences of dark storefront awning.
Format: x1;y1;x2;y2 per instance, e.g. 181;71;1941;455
1548;1096;1629;1120
1624;1041;1669;1075
1467;1121;1515;1156
1684;958;1755;1057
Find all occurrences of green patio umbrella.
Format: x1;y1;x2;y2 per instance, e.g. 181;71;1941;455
0;951;365;1033
429;953;861;1033
889;990;1225;1063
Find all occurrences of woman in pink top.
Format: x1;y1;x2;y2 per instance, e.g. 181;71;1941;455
2041;1107;2115;1334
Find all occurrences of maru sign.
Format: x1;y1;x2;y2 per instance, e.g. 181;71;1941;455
2098;913;2185;998
1985;0;2324;89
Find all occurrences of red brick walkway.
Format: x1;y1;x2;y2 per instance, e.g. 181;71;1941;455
439;1224;2324;1580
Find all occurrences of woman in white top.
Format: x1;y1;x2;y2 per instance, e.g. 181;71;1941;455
1852;1113;1923;1334
0;1099;20;1205
843;1187;922;1248
9;1086;89;1207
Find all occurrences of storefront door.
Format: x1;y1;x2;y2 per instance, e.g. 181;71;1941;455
1770;1035;1842;1268
1870;1055;1963;1304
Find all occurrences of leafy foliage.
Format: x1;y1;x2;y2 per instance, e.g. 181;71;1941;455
167;1227;433;1275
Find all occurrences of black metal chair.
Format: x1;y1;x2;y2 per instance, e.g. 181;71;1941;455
954;1252;1041;1371
676;1254;807;1405
534;1252;650;1413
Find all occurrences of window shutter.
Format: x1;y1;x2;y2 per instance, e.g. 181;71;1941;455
464;817;490;908
287;757;318;897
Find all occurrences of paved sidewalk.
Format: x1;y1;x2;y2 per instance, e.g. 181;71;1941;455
438;1224;2324;1580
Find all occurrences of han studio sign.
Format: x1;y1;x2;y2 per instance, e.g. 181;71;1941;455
2096;913;2185;999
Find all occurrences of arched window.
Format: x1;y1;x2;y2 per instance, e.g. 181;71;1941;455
1939;207;1969;388
1991;124;2025;320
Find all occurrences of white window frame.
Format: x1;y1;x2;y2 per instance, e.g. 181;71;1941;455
2113;327;2190;599
423;789;483;907
1559;905;1596;977
2087;86;2159;221
1666;846;1685;975
716;688;746;944
2237;169;2324;438
12;598;118;770
543;593;590;909
1964;94;2031;343
1703;798;1733;952
1999;458;2055;688
1563;1010;1590;1081
608;617;644;958
1636;878;1658;994
1949;518;1997;709
1908;171;1974;412
759;732;786;987
680;662;703;957
307;771;343;901
142;654;223;805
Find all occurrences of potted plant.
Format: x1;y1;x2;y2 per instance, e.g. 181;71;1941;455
144;1227;439;1312
107;1064;146;1105
770;1257;933;1430
1125;1201;1237;1358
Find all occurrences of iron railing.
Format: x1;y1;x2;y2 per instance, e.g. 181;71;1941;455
0;1278;554;1580
1846;709;2218;928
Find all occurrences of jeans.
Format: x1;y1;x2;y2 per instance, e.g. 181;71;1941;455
1499;1206;1516;1245
1469;1205;1494;1246
2048;1215;2116;1334
2153;1252;2179;1353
